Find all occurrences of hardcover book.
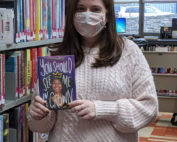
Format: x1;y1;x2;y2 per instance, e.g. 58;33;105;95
37;55;76;110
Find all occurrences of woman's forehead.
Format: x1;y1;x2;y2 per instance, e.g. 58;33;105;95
77;0;105;8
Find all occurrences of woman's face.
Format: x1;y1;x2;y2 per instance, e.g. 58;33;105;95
76;0;107;14
52;79;62;94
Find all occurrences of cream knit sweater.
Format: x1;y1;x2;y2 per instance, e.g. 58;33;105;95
27;39;158;142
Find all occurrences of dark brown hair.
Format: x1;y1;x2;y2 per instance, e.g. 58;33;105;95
51;0;124;68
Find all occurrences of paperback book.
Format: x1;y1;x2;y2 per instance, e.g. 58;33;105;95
37;55;76;110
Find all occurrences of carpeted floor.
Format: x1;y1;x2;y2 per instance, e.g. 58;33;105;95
139;112;177;142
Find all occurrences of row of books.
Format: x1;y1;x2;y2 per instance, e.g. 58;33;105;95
157;90;177;97
151;67;177;74
0;103;46;142
0;0;65;44
0;104;29;142
0;47;48;109
141;45;177;52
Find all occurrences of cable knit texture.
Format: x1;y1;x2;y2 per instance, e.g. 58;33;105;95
27;39;158;142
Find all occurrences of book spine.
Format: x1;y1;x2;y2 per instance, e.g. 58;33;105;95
26;49;31;96
42;0;48;39
25;103;29;142
62;0;65;36
19;51;23;97
35;0;40;40
22;50;25;96
0;10;2;41
0;9;14;44
40;0;43;40
1;54;5;107
3;114;9;142
29;0;33;40
25;0;30;41
56;0;59;38
47;0;51;39
33;0;36;40
51;0;54;39
0;55;2;109
0;115;3;142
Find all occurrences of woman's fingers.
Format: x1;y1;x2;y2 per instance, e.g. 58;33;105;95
30;109;44;120
77;108;89;117
29;96;50;120
69;100;96;120
33;101;50;114
69;100;84;108
34;96;47;106
71;104;85;113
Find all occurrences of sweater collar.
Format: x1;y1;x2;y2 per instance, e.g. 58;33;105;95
83;46;99;55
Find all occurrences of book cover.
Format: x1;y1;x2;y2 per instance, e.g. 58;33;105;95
37;55;76;110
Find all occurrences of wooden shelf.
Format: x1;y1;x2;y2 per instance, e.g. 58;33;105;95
143;51;177;54
152;73;177;77
0;95;31;114
0;38;62;52
158;94;177;98
158;96;177;112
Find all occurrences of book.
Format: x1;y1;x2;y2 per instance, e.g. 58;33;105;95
3;113;9;142
0;8;14;44
37;55;76;110
0;115;3;142
5;52;18;100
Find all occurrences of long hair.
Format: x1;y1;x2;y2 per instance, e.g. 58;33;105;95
51;0;124;68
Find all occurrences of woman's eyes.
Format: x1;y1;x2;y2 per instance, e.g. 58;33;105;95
76;6;102;13
91;7;102;13
76;7;86;12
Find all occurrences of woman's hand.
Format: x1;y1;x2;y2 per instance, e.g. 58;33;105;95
69;100;96;120
29;96;50;120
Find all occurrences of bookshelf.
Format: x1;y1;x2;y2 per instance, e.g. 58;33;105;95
0;95;31;114
0;38;62;52
0;0;66;141
143;44;177;113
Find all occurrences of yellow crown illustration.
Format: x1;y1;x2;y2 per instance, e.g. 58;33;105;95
52;72;63;78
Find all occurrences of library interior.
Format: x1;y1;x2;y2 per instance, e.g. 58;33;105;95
0;0;177;142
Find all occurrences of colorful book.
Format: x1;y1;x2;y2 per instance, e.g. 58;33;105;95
35;0;40;40
3;113;9;142
0;115;3;142
37;55;76;110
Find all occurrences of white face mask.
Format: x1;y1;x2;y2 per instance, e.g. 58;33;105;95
74;11;106;38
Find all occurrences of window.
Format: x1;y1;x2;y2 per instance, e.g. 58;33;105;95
114;0;177;36
114;0;139;35
144;2;177;33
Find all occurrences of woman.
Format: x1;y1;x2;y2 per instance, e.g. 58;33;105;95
27;0;158;141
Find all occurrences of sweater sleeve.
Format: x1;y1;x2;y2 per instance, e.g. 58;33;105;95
27;83;57;133
27;108;57;133
94;45;158;133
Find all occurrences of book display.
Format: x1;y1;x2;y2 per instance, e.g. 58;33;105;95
0;0;66;142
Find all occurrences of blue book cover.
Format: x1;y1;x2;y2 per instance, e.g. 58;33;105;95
37;55;76;110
